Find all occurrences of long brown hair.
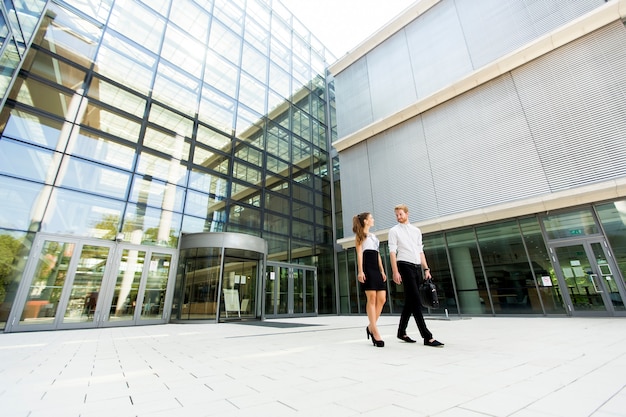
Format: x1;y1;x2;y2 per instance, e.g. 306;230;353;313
352;212;370;246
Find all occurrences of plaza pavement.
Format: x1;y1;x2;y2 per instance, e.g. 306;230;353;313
1;315;625;417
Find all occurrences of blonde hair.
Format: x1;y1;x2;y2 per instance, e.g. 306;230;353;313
394;204;409;213
352;212;370;245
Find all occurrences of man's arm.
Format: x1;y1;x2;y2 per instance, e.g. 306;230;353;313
420;252;432;280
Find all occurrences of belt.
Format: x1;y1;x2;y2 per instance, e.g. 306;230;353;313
397;260;420;267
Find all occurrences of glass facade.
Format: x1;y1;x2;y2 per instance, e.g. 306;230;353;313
0;0;338;331
343;201;626;318
1;1;625;331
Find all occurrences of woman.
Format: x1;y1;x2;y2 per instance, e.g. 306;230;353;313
353;212;387;347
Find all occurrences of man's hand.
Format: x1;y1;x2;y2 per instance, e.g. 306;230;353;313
393;271;402;285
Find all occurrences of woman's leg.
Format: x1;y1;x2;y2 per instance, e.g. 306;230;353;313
375;290;386;320
365;290;382;340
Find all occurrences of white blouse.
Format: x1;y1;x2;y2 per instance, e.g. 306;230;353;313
361;233;380;252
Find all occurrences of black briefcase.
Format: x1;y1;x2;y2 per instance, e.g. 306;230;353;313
420;278;439;308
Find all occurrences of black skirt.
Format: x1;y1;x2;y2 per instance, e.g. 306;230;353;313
361;249;386;291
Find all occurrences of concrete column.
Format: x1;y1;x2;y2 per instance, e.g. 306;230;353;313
451;246;483;314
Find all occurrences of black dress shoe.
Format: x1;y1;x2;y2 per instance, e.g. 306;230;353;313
397;334;416;343
424;339;444;347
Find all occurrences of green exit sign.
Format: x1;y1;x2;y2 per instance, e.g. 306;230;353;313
569;229;583;235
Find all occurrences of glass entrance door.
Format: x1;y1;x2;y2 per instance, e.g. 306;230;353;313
7;235;176;332
550;240;626;316
265;263;317;318
10;237;115;331
101;246;175;327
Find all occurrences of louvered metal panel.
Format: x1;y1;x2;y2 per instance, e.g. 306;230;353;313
367;32;418;122
334;58;374;139
365;119;438;229
455;0;603;69
512;22;626;191
423;75;550;216
333;0;604;139
405;2;473;99
338;143;374;235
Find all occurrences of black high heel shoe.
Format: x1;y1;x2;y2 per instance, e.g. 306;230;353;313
367;326;384;347
372;337;385;347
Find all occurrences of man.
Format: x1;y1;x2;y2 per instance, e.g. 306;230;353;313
388;204;444;347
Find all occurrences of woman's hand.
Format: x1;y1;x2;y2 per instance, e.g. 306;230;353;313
357;272;365;283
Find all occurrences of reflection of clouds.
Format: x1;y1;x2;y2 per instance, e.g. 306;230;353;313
615;201;626;225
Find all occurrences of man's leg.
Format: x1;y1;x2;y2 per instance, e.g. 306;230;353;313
404;267;433;341
397;262;414;337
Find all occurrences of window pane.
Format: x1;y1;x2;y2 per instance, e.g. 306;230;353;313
0;139;57;183
143;127;190;161
26;50;87;90
38;4;102;63
152;64;200;117
519;217;565;314
57;156;130;199
169;0;209;41
136;151;187;185
96;32;157;95
62;0;113;23
82;102;142;143
196;124;232;153
43;188;123;238
447;228;487;314
181;212;225;233
148;104;193;140
0;176;48;230
109;1;164;54
188;168;228;197
129;175;185;212
121;203;181;247
184;189;222;217
208;20;241;65
161;23;204;79
476;221;537;314
70;129;136;170
87;77;147;118
228;204;259;230
198;85;235;134
11;77;73;119
596;200;626;310
542;208;599;240
204;49;238;98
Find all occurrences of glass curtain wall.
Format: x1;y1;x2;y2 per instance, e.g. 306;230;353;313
597;200;626;305
0;0;337;329
0;0;48;107
345;215;576;317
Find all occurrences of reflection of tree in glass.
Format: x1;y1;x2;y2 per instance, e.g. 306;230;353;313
93;214;178;247
0;235;21;304
92;214;121;240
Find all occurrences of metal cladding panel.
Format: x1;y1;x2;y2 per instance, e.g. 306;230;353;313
512;21;626;191
338;143;374;234
333;0;604;139
423;74;550;217
365;118;438;228
405;1;474;99
334;58;374;139
455;0;603;69
367;31;418;122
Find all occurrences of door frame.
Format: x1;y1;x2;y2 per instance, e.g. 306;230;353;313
265;262;317;318
548;237;626;317
6;233;178;332
98;243;178;328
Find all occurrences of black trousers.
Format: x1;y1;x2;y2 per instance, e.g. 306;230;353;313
397;261;433;341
